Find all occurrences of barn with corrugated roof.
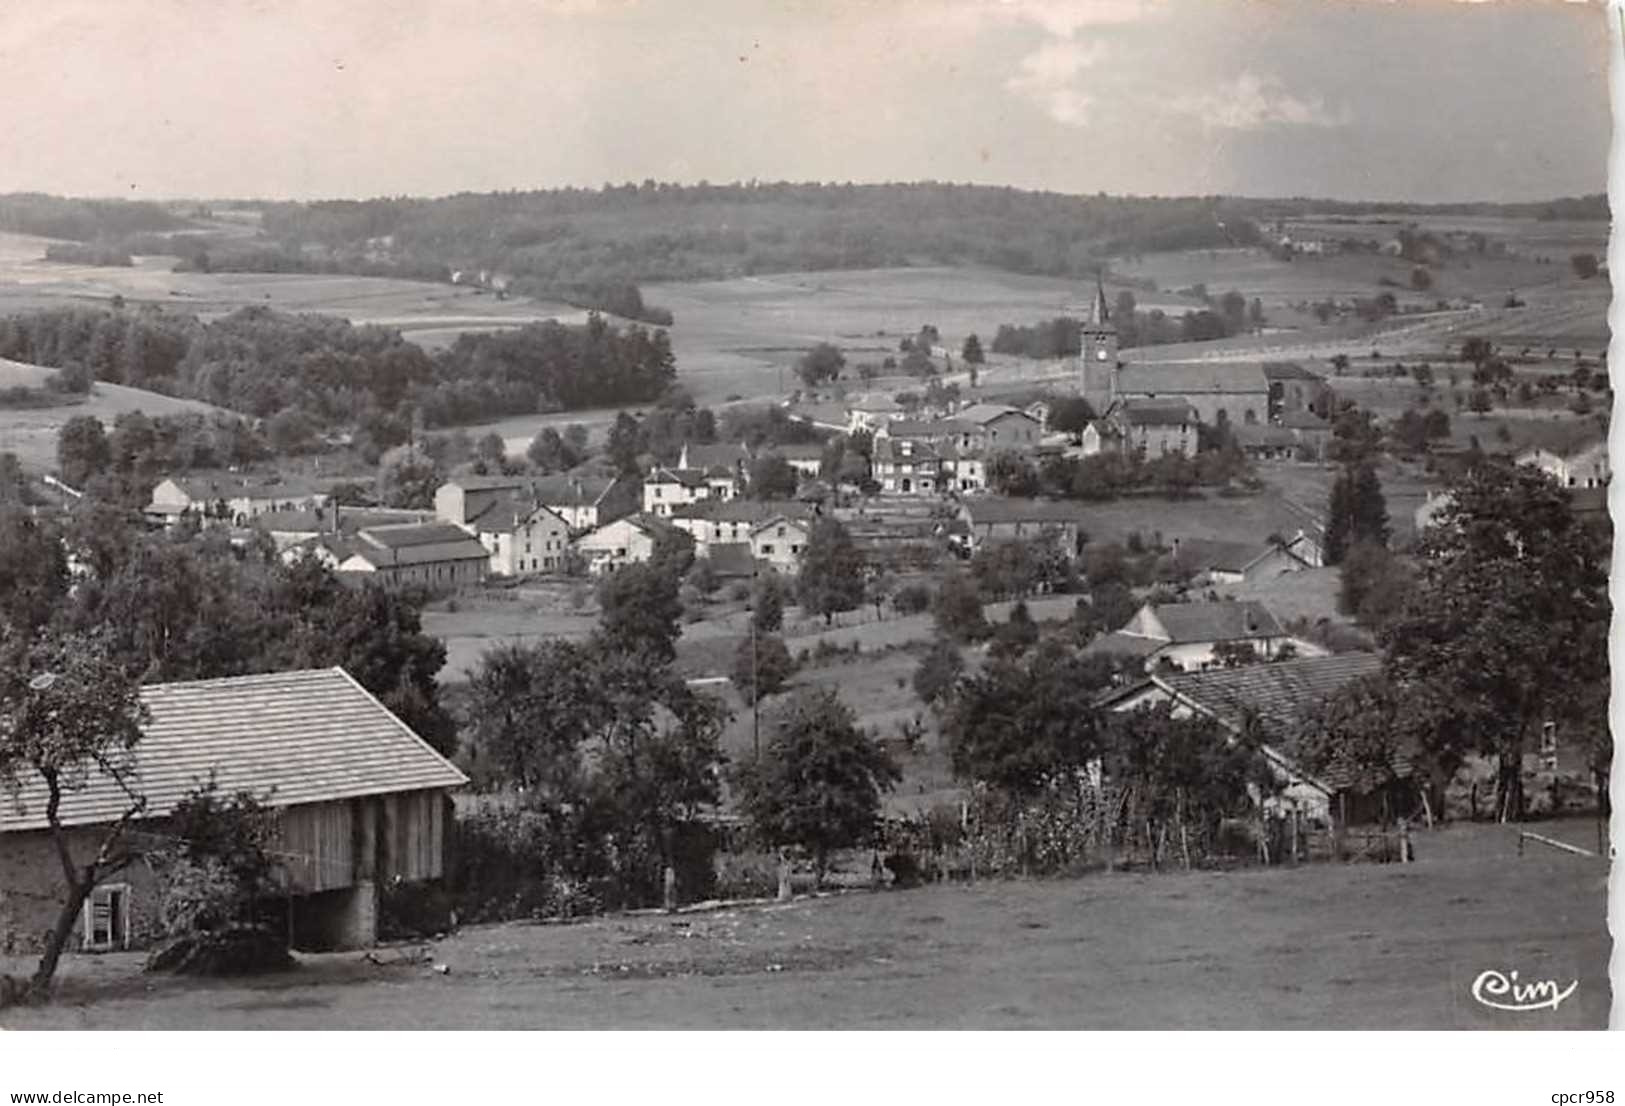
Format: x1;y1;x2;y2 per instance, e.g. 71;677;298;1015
0;668;467;956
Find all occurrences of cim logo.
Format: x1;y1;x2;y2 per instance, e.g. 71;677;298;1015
1471;969;1579;1013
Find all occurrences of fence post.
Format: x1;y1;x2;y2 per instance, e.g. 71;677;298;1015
1289;809;1300;866
1398;819;1411;864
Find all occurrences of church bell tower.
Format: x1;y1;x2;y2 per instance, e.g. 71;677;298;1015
1079;277;1118;415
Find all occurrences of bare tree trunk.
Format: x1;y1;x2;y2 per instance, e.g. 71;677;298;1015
30;876;90;1000
776;847;792;901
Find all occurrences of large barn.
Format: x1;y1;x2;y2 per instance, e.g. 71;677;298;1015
0;668;467;956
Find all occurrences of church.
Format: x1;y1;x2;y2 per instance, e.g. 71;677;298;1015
1072;284;1328;429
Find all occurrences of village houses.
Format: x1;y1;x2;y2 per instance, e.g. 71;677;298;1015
145;473;331;528
573;513;667;575
1085;599;1318;673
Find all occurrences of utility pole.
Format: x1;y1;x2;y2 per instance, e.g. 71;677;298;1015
750;561;760;761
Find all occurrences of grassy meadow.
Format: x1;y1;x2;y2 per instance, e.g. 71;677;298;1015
3;818;1605;1029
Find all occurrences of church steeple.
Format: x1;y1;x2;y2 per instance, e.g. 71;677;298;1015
1080;273;1119;414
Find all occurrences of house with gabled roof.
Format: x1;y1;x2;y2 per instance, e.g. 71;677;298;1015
1108;599;1318;672
0;668;468;954
956;498;1083;558
644;464;736;517
1101;653;1397;822
1107;398;1200;457
1168;535;1314;585
530;473;639;533
750;512;813;576
669;499;814;557
465;498;572;577
572;513;668;575
337;522;491;588
1517;440;1609;490
146;473;331;528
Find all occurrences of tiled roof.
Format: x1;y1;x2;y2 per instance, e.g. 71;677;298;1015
1118;400;1197;427
649;467;710;488
885;419;971;439
0;668;467;833
359;522;476;550
530;474;618;507
683;442;749;471
467;497;567;535
1233;424;1298;449
170;474;329;502
672;499;813;524
1172;538;1276;574
253;508;424;535
1159;653;1382;736
1148;600;1285;643
765;443;826;461
955;404;1031;426
443;475;528;493
347;538;491;568
1080;631;1165;660
1116;362;1269;395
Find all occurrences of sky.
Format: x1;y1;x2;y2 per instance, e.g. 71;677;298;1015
0;0;1610;204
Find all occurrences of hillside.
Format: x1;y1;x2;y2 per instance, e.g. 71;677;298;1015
0;355;230;472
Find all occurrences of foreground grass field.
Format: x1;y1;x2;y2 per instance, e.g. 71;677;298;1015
1;821;1606;1029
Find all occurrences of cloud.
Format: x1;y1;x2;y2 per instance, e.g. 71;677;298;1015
992;0;1164;37
1166;72;1351;130
1005;38;1111;124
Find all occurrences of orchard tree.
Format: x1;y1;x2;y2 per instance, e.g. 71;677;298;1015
56;415;112;489
751;572;785;634
943;645;1109;799
1381;459;1608;821
748;454;799;501
0;629;148;1001
730;633;793;705
1293;675;1415;824
796;517;865;626
733;688;900;883
932;569;988;642
796;343;845;389
961;333;985;365
912;636;963;713
597;561;684;666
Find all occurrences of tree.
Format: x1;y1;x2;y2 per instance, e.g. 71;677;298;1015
942;646;1109;798
747;454;799;500
1329;354;1350;377
730;633;793;705
1468;387;1493;416
475;432;507;466
376;447;441;509
0;506;68;635
1409;266;1433;292
733;688;900;883
1047;396;1096;440
1570;252;1600;280
912;637;963;712
527;427;574;473
987;451;1039;497
1381;460;1608;822
1294;675;1414;824
266;409;316;455
796;343;845;389
607;412;643;475
1338;540;1412;631
796;517;865;626
465;640;603;793
989;599;1040;660
1460;336;1493;369
752;572;785;634
932;569;988;643
961;333;985;365
56;415;111;489
0;629;148;1000
597;562;684;666
1324;462;1388;565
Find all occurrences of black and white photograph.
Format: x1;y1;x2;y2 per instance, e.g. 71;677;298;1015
0;0;1615;1053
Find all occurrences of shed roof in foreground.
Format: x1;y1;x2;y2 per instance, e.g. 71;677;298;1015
0;668;468;833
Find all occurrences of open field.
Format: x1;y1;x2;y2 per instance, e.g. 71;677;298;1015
0;231;586;343
1;820;1605;1029
0;355;229;471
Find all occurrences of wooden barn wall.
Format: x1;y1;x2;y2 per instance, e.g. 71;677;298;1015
275;801;355;893
379;790;445;882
